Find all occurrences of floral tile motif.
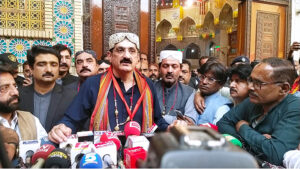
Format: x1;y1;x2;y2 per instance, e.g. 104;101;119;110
0;39;7;54
8;39;30;59
54;21;74;39
33;40;52;47
57;41;74;54
54;1;74;20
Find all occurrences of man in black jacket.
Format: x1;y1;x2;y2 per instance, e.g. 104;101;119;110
18;45;76;132
53;44;78;86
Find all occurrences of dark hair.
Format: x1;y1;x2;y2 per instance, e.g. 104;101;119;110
52;44;72;56
22;61;29;70
149;63;158;68
0;65;14;75
27;45;61;68
97;59;111;65
101;54;107;60
198;56;210;66
75;50;97;60
250;60;260;69
199;61;227;85
261;57;297;86
181;59;191;70
228;64;252;80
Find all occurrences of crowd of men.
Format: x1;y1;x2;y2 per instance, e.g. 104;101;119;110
0;32;300;168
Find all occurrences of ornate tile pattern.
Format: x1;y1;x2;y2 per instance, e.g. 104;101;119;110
0;0;78;65
8;39;30;63
0;0;45;30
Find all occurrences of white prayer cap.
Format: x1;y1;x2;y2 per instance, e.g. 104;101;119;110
159;50;182;63
109;32;140;50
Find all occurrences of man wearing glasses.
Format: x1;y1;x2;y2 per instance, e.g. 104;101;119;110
184;61;232;125
217;57;300;166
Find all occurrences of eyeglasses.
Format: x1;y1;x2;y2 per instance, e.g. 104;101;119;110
199;74;219;84
247;77;282;90
0;84;18;94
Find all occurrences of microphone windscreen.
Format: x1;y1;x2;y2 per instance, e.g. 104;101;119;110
223;134;242;147
124;121;141;138
31;144;55;164
44;148;71;168
79;153;103;168
100;133;121;150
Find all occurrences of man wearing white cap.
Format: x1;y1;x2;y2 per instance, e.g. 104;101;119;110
154;50;195;124
48;32;169;143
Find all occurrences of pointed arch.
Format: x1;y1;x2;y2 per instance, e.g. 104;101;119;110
164;44;178;50
203;12;215;31
219;3;233;29
179;16;196;36
156;19;172;38
184;43;200;59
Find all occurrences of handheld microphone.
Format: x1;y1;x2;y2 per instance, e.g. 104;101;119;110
94;141;117;168
100;132;121;150
123;146;147;168
124;135;150;151
44;148;71;168
103;154;116;168
70;142;94;168
79;152;103;168
19;140;40;166
31;144;55;168
124;121;141;138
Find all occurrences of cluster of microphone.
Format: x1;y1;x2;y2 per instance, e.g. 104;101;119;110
18;121;153;168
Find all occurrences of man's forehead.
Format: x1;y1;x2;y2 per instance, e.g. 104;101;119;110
0;72;15;84
60;50;71;56
161;57;180;65
99;62;110;67
114;39;137;49
77;52;95;59
36;53;58;62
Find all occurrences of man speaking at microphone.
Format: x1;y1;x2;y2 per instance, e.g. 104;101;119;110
49;32;169;143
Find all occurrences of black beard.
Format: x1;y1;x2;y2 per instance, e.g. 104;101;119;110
162;81;176;88
0;96;19;114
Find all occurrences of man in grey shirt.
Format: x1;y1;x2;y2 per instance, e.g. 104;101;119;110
154;50;194;124
18;45;76;132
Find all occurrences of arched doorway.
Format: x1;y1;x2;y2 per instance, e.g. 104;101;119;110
184;43;200;59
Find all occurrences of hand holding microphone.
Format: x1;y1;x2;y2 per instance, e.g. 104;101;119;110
48;124;72;144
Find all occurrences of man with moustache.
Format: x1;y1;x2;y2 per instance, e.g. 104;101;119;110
48;33;169;143
66;50;98;91
154;50;194;124
149;63;159;81
178;59;199;89
217;57;300;166
184;61;232;125
18;45;76;132
0;64;47;141
228;64;252;105
53;44;78;86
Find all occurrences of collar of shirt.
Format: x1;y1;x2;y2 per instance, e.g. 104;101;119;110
0;111;18;130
